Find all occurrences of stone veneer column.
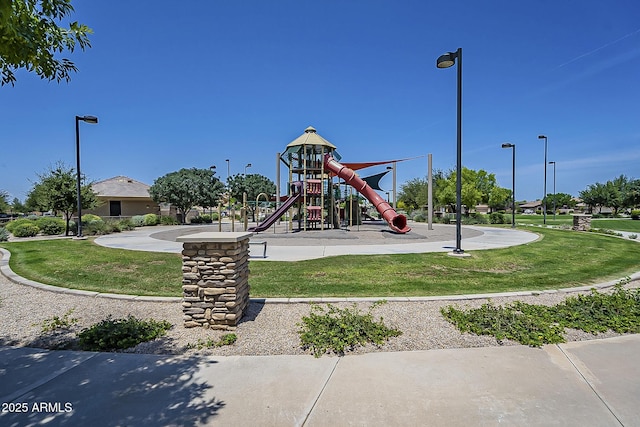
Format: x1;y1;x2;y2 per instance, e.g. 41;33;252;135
572;214;592;231
176;232;253;330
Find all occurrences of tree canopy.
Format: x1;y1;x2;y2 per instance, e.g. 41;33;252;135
26;163;98;235
149;168;224;223
579;175;639;214
0;190;9;212
227;173;276;221
0;0;92;86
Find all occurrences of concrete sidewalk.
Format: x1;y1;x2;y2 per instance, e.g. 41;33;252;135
1;335;638;426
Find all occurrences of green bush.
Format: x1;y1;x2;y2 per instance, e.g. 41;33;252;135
131;215;145;227
298;302;402;357
412;213;426;222
143;213;159;226
190;214;212;224
12;222;40;237
82;214;103;224
441;281;640;347
0;227;9;242
36;217;65;235
631;210;640;220
116;218;135;231
5;218;35;234
78;315;172;351
160;216;178;225
489;212;507;224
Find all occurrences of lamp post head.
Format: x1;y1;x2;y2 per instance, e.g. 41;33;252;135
538;135;546;140
77;115;98;124
548;161;555;165
501;143;515;149
246;163;252;168
436;51;458;68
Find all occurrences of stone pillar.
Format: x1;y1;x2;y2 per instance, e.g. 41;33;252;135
176;232;252;330
572;214;592;231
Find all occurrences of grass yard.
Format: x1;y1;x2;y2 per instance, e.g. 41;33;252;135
515;214;640;233
1;227;639;297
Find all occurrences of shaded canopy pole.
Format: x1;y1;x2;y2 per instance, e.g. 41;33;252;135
437;47;463;254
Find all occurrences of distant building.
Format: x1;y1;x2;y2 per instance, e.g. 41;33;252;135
519;200;542;214
87;176;160;218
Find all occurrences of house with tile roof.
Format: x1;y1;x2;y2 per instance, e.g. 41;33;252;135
86;176;160;218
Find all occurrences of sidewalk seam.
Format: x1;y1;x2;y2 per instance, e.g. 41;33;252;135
1;350;99;403
300;357;341;427
556;344;624;426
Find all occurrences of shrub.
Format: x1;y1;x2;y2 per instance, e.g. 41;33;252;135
78;315;172;351
160;216;178;225
11;222;40;237
488;212;504;224
143;213;159;226
412;213;426;223
629;234;637;240
631;210;640;220
5;218;35;234
131;215;146;227
298;302;402;357
190;214;212;224
116;218;135;231
36;217;65;235
0;227;9;242
82;214;103;224
441;282;640;347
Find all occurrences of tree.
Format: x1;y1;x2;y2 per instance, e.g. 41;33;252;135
0;0;92;86
434;167;504;213
227;173;276;221
26;163;98;235
543;192;575;213
487;187;512;212
398;177;428;211
11;197;26;214
398;170;446;211
623;178;640;209
0;190;9;212
149;168;224;223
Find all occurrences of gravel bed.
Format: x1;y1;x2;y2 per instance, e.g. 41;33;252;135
1;273;636;357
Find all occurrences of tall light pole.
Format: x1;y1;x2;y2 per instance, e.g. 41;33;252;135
501;143;516;228
225;159;230;214
244;163;252;176
75;115;98;238
437;47;463;254
549;160;556;220
538;135;548;225
209;165;216;220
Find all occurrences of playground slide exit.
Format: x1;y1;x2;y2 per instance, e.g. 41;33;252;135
324;154;411;234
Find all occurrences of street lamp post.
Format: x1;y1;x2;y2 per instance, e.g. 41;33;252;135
244;163;252;176
549;161;556;220
209;165;216;221
501;143;516;228
437;47;463;254
538;135;548;224
225;159;230;214
74;115;98;238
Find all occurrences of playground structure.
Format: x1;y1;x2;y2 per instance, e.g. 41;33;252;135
250;126;410;234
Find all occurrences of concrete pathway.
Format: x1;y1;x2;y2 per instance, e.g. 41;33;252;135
1;335;638;426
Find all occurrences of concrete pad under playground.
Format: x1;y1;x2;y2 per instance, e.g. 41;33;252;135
94;223;540;261
2;335;639;425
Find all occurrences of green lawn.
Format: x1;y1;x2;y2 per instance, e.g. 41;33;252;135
1;226;639;298
516;214;640;233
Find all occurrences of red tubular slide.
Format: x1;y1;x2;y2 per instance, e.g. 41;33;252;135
324;154;410;234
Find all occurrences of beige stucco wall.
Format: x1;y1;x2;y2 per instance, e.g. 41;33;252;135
87;198;161;218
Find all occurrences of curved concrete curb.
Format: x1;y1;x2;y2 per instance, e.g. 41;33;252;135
2;247;639;304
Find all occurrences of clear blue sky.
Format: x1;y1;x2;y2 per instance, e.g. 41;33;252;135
2;1;639;204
